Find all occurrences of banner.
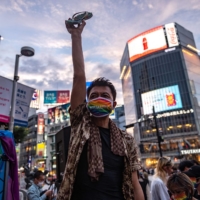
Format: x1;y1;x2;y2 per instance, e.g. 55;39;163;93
0;76;13;123
30;89;41;109
44;90;70;104
14;83;35;127
37;113;45;134
48;103;70;124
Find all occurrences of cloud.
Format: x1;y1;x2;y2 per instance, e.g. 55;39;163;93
0;0;200;106
132;1;138;5
148;4;153;9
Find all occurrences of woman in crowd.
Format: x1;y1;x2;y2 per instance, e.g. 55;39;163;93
167;172;197;200
151;156;173;200
138;170;151;200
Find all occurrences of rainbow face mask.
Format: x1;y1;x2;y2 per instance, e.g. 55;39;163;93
87;97;113;117
173;191;189;200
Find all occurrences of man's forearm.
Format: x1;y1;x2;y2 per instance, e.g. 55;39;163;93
134;185;144;200
71;35;85;77
132;171;144;200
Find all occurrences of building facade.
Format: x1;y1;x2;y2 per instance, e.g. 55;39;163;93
120;23;200;167
45;103;70;176
19;114;38;168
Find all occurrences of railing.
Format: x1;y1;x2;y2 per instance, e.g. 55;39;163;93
140;130;198;140
141;146;200;154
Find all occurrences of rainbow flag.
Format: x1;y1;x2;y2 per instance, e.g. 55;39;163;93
173;191;188;200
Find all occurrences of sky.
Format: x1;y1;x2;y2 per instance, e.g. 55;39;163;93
0;0;200;107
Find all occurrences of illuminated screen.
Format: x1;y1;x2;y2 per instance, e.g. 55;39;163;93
141;85;182;115
128;26;167;62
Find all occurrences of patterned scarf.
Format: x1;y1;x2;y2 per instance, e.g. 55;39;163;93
87;118;126;181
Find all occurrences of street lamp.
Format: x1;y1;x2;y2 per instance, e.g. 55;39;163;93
0;36;3;44
9;46;35;132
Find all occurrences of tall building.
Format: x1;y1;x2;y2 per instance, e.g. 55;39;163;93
112;105;125;130
19;114;38;168
46;103;70;176
120;23;200;167
19;112;46;171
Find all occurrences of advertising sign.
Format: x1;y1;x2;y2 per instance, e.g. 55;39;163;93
44;90;70;104
181;149;200;155
128;26;167;62
141;85;182;115
30;89;41;109
0;76;12;123
0;76;34;126
37;142;45;157
37;113;45;134
14;84;35;127
48;103;70;124
165;23;179;47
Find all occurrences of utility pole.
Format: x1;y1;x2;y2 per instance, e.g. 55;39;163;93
152;106;163;157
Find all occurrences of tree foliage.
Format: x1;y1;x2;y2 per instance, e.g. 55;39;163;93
13;126;28;144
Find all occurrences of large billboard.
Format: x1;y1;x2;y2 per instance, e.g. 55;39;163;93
48;103;70;124
30;89;41;109
165;23;179;48
128;26;167;62
141;85;182;115
37;113;45;134
44;90;70;104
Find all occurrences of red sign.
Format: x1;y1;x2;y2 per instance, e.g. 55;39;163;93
57;90;70;104
37;113;45;134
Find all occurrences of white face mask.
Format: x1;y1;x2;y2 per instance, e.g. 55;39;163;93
37;181;44;188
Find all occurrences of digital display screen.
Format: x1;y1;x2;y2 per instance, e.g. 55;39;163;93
128;26;167;62
141;85;182;114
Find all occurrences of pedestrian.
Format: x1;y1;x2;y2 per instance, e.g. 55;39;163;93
56;19;144;200
151;157;173;200
191;160;200;166
178;160;194;172
138;171;151;200
27;170;52;200
167;172;197;200
184;165;200;199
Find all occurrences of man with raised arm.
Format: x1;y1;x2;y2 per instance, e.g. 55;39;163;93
57;20;144;200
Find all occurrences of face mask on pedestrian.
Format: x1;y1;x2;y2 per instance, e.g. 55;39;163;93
172;191;190;200
87;97;113;118
37;181;44;188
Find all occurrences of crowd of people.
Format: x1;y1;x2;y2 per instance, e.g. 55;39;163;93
138;158;200;200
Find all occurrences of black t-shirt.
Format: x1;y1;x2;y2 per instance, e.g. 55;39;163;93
71;127;125;200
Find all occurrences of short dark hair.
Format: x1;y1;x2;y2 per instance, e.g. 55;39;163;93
191;159;200;166
33;170;44;179
167;173;194;198
87;77;117;100
178;160;194;172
